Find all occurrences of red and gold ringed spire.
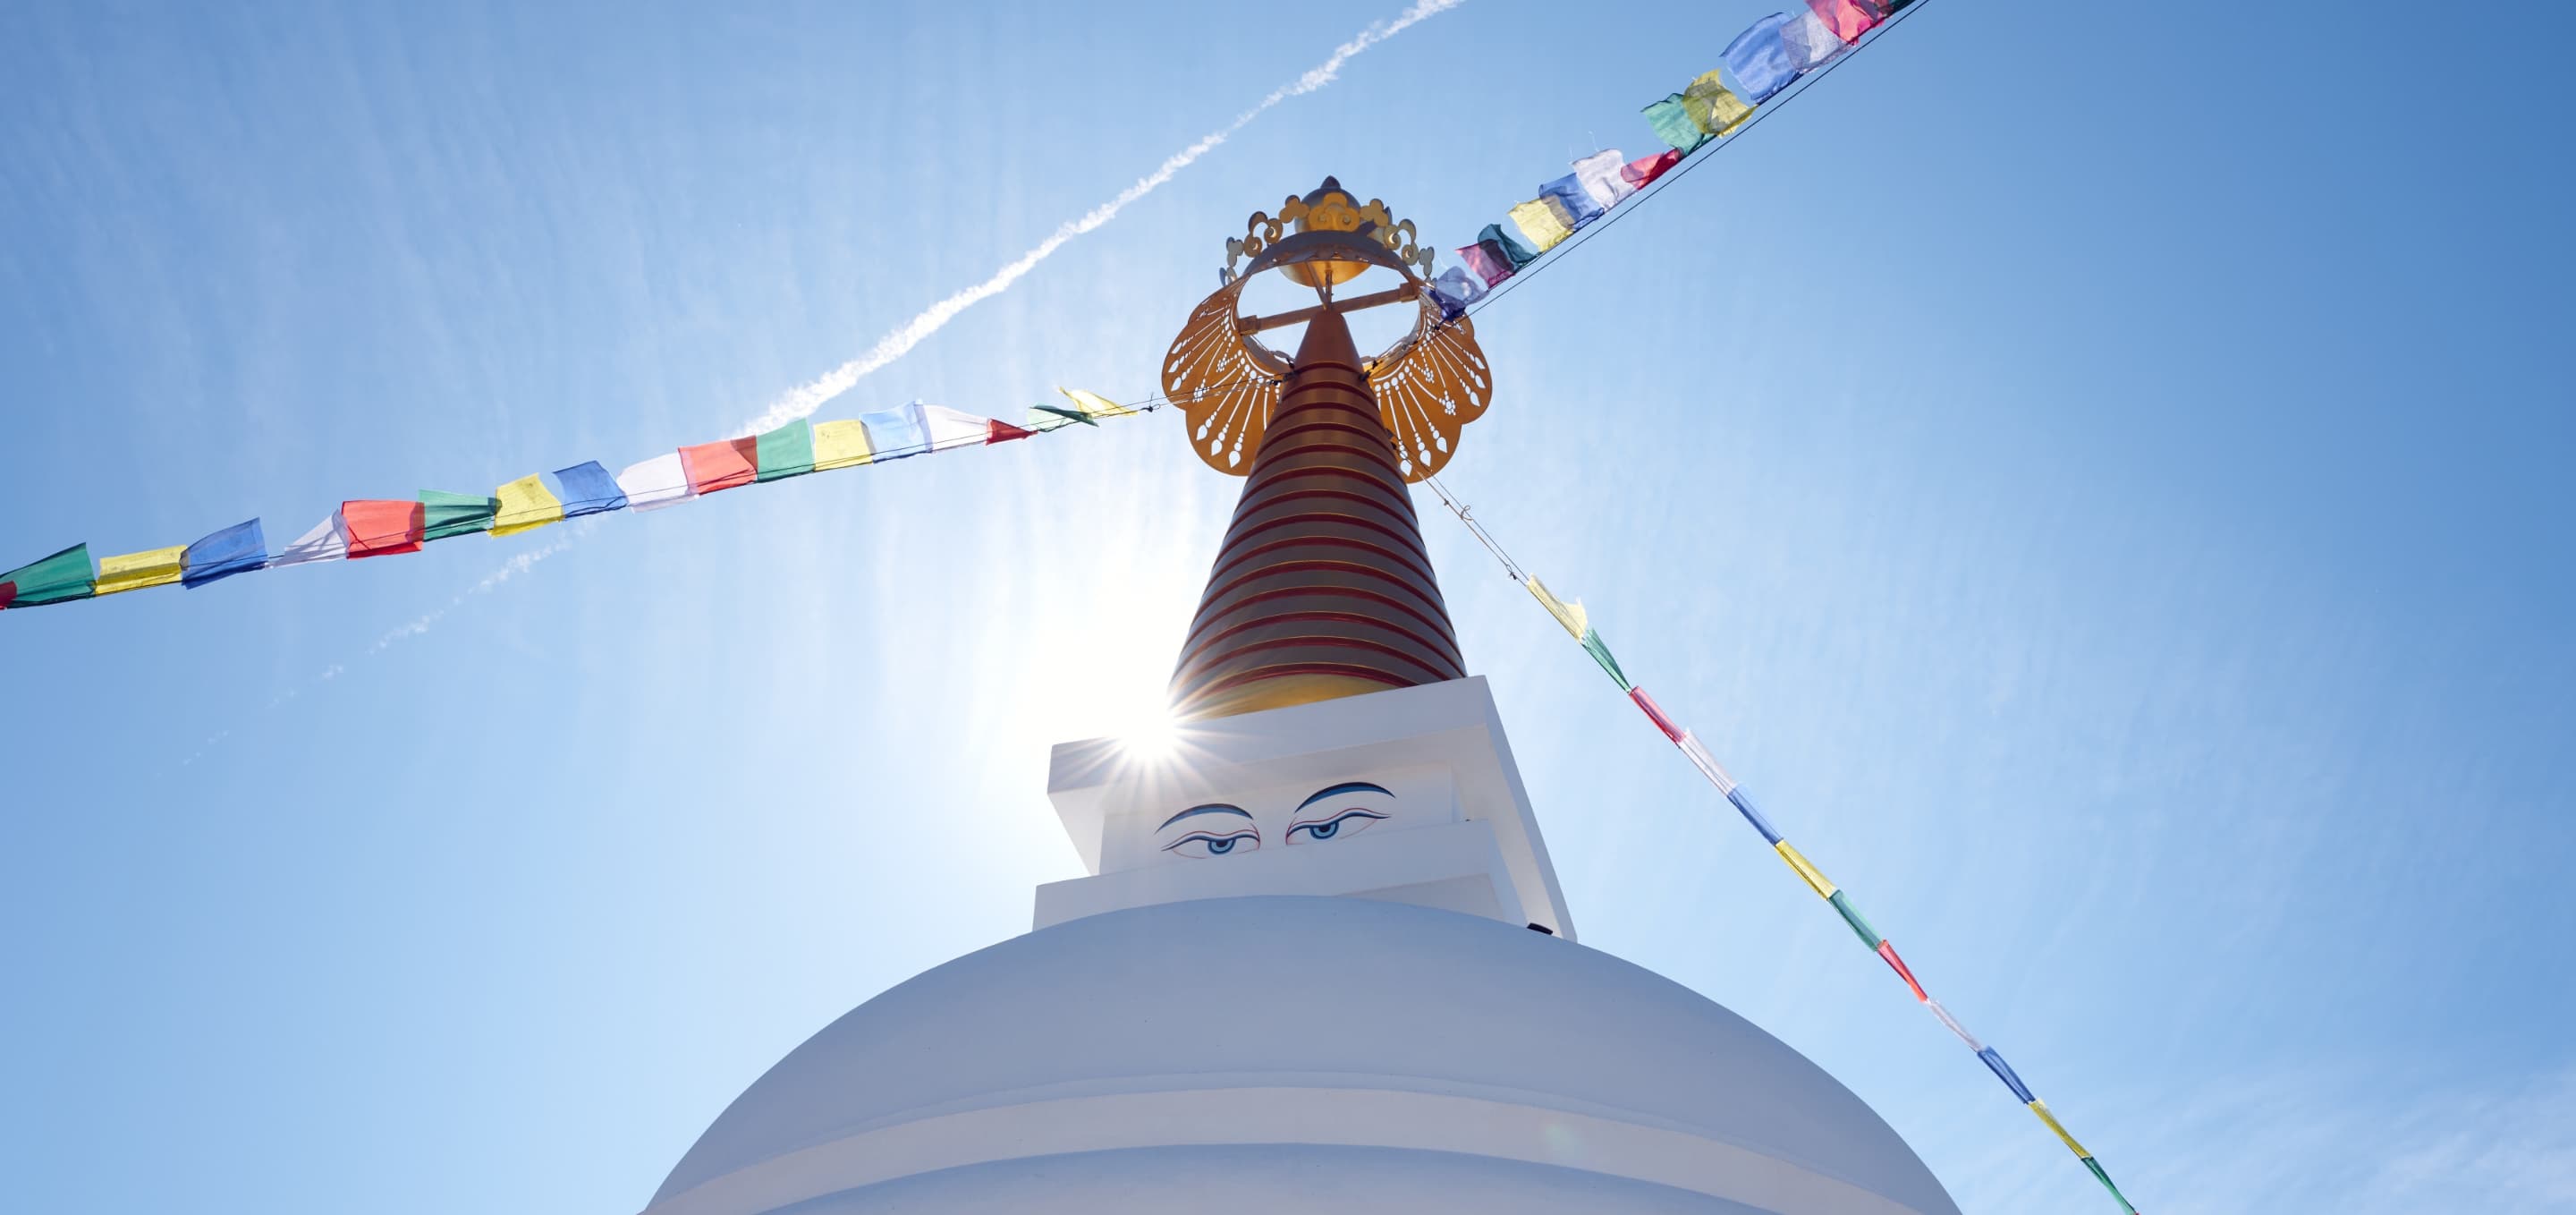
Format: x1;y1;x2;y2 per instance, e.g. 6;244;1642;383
1162;179;1496;722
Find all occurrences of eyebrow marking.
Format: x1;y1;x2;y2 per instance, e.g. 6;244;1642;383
1295;782;1394;811
1159;803;1252;830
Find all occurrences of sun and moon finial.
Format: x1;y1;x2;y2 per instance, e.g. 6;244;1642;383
1163;177;1493;482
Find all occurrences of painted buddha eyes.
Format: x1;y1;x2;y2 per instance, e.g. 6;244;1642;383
1164;828;1261;859
1155;782;1397;859
1285;807;1388;843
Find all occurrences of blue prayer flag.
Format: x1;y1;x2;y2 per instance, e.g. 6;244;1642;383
552;461;629;517
1725;786;1784;845
1724;12;1800;102
181;519;267;589
1538;173;1605;230
1979;1047;2038;1104
1427;267;1486;320
860;404;932;459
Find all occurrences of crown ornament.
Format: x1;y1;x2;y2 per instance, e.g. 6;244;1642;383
1165;178;1490;482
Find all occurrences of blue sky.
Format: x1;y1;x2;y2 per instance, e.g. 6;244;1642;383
4;1;2571;1211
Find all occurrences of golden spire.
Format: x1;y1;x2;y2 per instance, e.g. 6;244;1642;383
1162;179;1495;721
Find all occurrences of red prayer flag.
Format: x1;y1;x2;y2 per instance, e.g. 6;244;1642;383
1628;686;1687;743
0;582;16;610
1807;0;1884;43
680;438;759;494
1877;940;1928;1001
342;500;426;558
1621;149;1684;190
987;418;1035;444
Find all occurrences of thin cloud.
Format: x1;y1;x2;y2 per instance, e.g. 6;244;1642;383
734;0;1469;435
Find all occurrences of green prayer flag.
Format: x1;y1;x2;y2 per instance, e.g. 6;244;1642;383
1643;94;1713;154
756;419;816;481
419;489;498;540
1828;890;1884;948
1579;628;1630;690
1476;223;1538;271
2080;1158;2137;1213
1032;404;1097;427
1;543;95;608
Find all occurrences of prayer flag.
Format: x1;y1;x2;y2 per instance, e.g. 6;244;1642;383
1923;998;1983;1050
491;475;564;537
1622;149;1684;190
680;438;758;494
987;417;1035;444
181;519;266;589
419;489;497;540
812;420;875;471
1724;786;1784;844
920;404;993;450
1807;0;1885;42
1724;12;1799;102
2081;1158;2139;1214
1628;686;1686;742
1538;173;1605;229
94;545;186;596
1828;889;1882;947
1030;405;1091;429
1643;95;1712;154
268;514;348;567
0;543;92;608
2026;1100;2090;1159
1876;939;1928;1000
616;453;694;512
1774;840;1837;899
1676;731;1741;798
1683;70;1756;137
1478;223;1538;271
860;404;931;458
756;420;816;482
1979;1047;2037;1103
1427;267;1486;319
1455;242;1513;288
1572;149;1637;211
1507;200;1573;253
553;461;627;516
1784;9;1847;72
1058;387;1138;419
1580;627;1630;689
343;499;425;558
1523;575;1588;640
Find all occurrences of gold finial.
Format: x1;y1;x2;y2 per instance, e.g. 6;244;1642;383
1167;179;1492;483
1223;176;1435;287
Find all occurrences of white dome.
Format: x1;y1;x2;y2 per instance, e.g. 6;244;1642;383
647;896;1958;1215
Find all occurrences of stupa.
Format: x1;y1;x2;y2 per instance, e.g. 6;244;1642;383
640;181;1962;1215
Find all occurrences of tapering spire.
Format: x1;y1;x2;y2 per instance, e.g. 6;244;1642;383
1167;308;1466;720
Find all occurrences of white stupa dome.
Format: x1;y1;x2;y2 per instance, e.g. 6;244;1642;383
646;896;1959;1215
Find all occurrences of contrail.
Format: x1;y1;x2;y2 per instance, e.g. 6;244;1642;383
735;0;1470;435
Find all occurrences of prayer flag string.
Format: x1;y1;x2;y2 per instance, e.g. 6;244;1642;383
0;389;1154;615
1434;476;2143;1215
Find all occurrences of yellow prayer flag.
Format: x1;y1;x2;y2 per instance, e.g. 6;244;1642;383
1684;70;1754;137
93;545;184;596
2027;1100;2091;1158
1524;576;1589;641
1773;841;1838;900
490;474;564;537
1507;200;1572;252
813;419;875;471
1058;387;1138;419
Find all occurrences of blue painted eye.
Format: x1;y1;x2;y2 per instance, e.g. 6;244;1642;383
1286;808;1388;844
1164;830;1260;859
